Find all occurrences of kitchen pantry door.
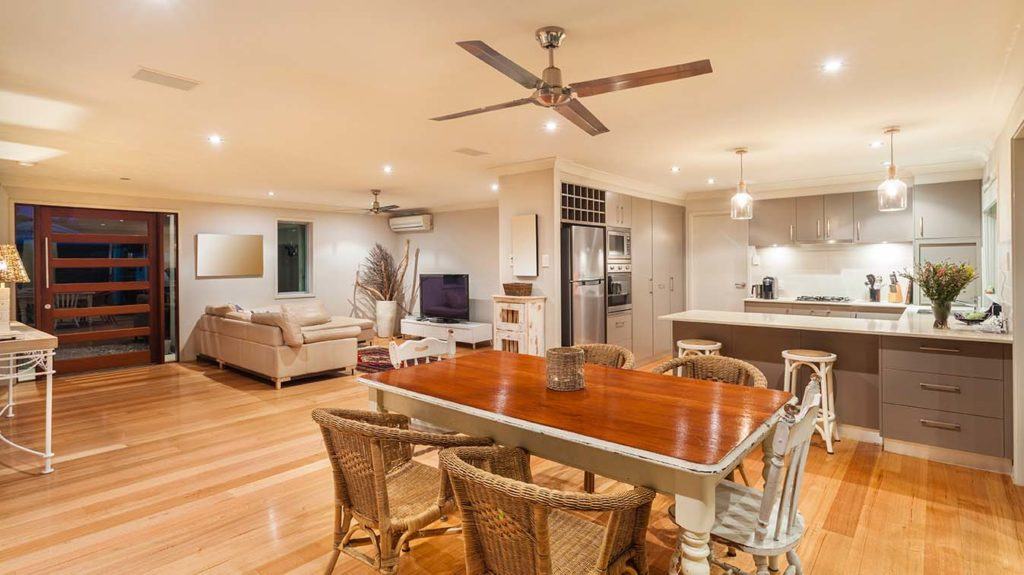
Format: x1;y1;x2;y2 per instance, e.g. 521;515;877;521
688;212;748;311
34;206;166;373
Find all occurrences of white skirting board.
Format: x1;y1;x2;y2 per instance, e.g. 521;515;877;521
837;424;882;445
883;439;1012;475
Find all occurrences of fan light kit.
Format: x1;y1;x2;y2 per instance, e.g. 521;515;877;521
431;26;712;136
877;127;908;212
367;189;400;214
544;120;558;132
730;148;753;221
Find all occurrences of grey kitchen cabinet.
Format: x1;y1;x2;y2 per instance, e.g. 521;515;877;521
748;197;796;246
605;191;632;228
795;195;824;242
823;193;854;242
916;239;981;305
914;180;981;240
652;201;685;357
607;311;633;350
631;196;654;362
853;188;914;243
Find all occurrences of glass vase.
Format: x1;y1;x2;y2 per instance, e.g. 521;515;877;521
931;301;952;329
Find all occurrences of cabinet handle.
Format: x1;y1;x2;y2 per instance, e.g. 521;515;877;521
614;321;626;328
919;345;960;353
669;276;674;291
44;236;51;288
649;278;653;295
826;218;831;238
789;224;794;241
816;219;821;238
920;419;961;432
919;217;924;237
856;221;861;241
920;382;961;394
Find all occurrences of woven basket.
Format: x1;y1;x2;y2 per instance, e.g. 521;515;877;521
502;282;533;296
546;347;585;391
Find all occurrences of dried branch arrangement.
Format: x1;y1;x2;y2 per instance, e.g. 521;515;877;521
350;240;420;319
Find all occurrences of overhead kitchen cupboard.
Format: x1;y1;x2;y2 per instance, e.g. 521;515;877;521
853;188;914;243
605;191;632;228
630;197;684;362
795;193;854;242
748;197;796;246
914;180;981;240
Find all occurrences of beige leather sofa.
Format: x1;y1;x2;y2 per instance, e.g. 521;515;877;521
195;300;375;389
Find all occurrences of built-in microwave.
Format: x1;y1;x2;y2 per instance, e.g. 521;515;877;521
607;227;631;263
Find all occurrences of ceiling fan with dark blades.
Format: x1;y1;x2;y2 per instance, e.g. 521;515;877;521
431;26;713;136
367;189;399;214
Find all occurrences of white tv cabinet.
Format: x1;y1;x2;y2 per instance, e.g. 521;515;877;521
399;317;492;349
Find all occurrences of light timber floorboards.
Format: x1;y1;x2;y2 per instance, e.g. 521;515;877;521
0;347;1022;574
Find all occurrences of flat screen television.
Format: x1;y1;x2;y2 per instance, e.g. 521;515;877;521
419;274;470;322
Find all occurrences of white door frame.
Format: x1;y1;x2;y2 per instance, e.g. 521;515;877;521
686;209;749;310
1011;123;1024;485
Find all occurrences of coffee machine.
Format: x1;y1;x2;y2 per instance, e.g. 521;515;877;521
761;277;777;300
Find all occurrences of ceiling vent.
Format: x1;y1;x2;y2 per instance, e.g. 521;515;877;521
454;147;489;157
132;67;201;91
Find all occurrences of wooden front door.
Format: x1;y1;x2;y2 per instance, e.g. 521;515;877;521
36;206;164;373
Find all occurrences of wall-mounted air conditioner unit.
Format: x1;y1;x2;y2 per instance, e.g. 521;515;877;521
389;214;433;233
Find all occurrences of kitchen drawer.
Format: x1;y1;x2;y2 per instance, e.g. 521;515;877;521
494;303;526;332
882;368;1004;418
607;312;633;349
882;404;1003;457
881;336;1003;380
744;302;789;314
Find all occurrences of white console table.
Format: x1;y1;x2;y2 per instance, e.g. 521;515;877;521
0;322;57;473
400;317;492;348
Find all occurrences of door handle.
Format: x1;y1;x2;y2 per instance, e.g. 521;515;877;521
920;382;961;394
734;282;747;289
649;278;653;294
44;236;51;289
920;419;961;432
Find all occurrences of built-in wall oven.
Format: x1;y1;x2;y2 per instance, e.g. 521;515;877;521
607;227;631;263
607;263;632;313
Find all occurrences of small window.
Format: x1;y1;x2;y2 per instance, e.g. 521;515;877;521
277;221;311;295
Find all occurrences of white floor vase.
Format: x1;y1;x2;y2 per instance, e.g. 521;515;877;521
375;300;398;338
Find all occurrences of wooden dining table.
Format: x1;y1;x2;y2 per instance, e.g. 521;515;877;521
359;350;793;575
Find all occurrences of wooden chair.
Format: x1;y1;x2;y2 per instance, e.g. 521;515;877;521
388;329;455;369
652;355;768;487
311;408;492;575
706;377;822;575
439;445;656;575
576;343;635;493
575;343;636;369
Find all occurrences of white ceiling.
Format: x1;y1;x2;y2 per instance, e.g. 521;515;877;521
1;0;1023;210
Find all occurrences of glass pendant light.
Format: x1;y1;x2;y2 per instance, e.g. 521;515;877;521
730;148;753;220
877;127;908;211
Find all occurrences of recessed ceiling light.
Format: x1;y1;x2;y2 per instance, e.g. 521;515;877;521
706;177;716;185
207;134;223;145
267;191;275;196
120;177;131;181
670;166;680;174
544;120;558;132
18;161;35;167
490;183;499;192
821;59;843;73
383;164;393;174
869;140;885;149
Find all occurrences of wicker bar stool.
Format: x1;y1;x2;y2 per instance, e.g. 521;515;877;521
311;408;492;574
782;349;839;454
575;343;635;493
440;445;656;575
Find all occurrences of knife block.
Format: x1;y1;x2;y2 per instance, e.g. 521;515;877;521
888;284;904;303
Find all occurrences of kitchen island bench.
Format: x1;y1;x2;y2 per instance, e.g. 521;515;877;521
661;309;1013;472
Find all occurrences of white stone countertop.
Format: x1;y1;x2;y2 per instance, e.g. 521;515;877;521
660;307;1012;344
744;297;907;309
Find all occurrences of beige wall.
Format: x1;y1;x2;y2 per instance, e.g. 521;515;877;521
0;186;498;360
407;207;499;324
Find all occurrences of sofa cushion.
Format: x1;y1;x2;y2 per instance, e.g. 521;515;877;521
214;316;284;346
252;311;303;347
283;300;331;327
205;303;243;317
224;310;253;322
305;316;375;332
302;325;361;344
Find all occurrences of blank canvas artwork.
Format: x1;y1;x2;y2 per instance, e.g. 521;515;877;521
195;233;264;278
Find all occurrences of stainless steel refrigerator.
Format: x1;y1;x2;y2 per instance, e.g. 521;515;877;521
561;224;606;345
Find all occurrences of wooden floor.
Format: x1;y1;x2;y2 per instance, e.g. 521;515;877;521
1;348;1023;574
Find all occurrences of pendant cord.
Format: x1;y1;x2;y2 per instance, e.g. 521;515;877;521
890;131;895;166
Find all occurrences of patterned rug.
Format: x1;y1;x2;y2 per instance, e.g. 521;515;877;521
357;346;394;373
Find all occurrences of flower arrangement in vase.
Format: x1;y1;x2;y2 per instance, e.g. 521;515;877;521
900;261;976;328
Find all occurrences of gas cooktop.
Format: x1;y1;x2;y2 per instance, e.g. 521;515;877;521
795;295;852;302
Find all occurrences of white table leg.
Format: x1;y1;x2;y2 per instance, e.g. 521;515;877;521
669;478;716;575
43;353;53;474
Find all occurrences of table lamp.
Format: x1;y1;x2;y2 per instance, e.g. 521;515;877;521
0;245;29;335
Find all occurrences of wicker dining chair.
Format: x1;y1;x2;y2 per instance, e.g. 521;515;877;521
311;408;492;575
575;343;635;493
575;343;636;370
651;355;768;488
439;445;656;575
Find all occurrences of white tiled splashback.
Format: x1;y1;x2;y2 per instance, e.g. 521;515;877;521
749;243;915;300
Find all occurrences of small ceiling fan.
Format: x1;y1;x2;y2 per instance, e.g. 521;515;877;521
431;26;713;136
366;189;399;214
